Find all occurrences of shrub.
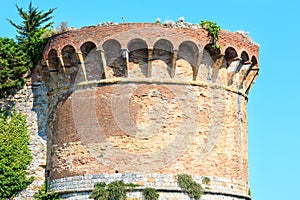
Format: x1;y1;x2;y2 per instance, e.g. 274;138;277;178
176;174;203;200
90;180;138;200
200;20;221;49
34;181;61;200
142;187;159;200
202;177;211;185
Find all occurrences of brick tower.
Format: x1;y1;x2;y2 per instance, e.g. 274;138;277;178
40;22;259;199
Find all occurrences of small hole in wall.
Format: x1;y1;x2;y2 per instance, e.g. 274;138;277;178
46;170;50;178
115;170;119;173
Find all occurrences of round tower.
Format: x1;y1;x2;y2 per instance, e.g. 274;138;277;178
40;23;259;199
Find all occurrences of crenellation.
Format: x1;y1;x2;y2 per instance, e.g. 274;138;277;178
42;23;259;96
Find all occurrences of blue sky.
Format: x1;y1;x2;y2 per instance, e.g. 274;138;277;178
1;0;300;199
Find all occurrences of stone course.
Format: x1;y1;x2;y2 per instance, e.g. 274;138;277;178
50;173;250;199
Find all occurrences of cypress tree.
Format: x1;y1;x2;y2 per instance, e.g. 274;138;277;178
7;1;55;65
0;37;31;97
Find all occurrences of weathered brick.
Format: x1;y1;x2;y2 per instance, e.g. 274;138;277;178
9;22;260;199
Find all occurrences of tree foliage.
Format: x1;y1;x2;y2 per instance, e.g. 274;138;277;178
24;28;55;66
0;2;55;97
0;111;34;199
7;1;55;65
0;37;31;97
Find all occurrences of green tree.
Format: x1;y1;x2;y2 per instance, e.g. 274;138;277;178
7;1;55;65
0;37;31;97
0;111;34;199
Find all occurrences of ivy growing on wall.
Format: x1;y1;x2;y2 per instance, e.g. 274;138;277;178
142;187;159;200
0;111;34;199
90;180;138;200
176;174;203;200
202;177;211;186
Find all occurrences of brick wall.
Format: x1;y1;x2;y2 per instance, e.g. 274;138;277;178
40;23;259;199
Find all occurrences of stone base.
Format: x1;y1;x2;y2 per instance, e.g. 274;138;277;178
50;173;250;200
60;190;251;200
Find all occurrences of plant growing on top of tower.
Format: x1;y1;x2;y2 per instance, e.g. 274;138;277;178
155;18;161;24
56;21;69;33
176;174;203;200
200;20;221;49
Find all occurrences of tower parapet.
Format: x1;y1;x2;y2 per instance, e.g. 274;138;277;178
40;23;259;199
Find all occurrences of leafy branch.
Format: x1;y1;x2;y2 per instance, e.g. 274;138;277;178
200;20;221;49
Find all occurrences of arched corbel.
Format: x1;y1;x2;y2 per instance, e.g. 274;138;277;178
76;52;88;82
46;60;58;88
192;51;202;81
245;68;259;94
147;48;153;78
211;54;226;84
57;55;70;84
227;57;242;86
171;49;178;78
98;49;108;78
238;61;252;89
39;60;51;90
121;48;129;78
